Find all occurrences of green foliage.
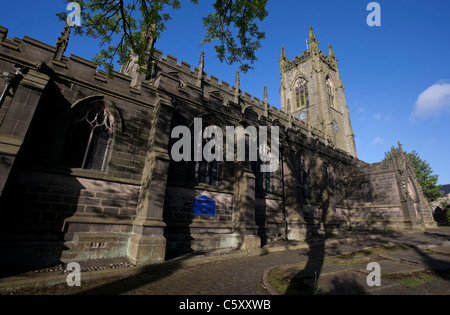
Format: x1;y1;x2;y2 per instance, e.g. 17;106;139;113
57;0;268;74
201;0;268;73
384;147;443;202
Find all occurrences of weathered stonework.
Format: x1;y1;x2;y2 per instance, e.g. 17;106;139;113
0;25;436;271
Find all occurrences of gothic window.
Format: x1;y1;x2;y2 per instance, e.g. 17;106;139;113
62;102;114;171
294;77;309;108
325;163;335;191
187;148;220;186
362;183;372;204
297;154;310;200
186;121;220;186
251;160;273;194
193;158;219;186
326;77;336;109
251;144;273;194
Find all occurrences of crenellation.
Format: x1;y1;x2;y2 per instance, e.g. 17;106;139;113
178;60;191;73
192;67;200;77
152;48;163;60
164;54;178;65
207;74;220;86
22;36;56;54
69;54;97;70
0;38;19;52
269;105;279;113
242;91;252;101
0;26;7;40
220;80;230;90
93;70;107;82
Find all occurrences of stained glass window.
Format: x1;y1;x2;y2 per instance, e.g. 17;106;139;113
62;102;113;171
295;77;309;108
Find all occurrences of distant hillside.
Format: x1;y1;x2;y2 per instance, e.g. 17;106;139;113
440;184;450;196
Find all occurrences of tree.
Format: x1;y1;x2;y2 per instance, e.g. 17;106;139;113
57;0;268;74
384;146;443;202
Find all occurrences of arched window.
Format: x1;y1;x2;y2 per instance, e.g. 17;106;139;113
362;183;372;204
326;77;336;109
297;154;310;200
294;77;309;108
251;143;273;194
324;162;335;191
186;119;220;186
62;101;114;171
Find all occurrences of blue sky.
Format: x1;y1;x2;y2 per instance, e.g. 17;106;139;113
1;0;449;184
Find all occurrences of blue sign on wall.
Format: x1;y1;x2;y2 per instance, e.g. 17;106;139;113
192;195;216;217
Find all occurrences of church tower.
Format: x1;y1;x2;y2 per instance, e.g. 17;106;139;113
280;27;357;158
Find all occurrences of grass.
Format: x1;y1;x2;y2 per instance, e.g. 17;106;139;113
266;243;450;294
267;244;413;295
326;244;410;266
266;267;326;295
382;271;440;289
396;274;437;289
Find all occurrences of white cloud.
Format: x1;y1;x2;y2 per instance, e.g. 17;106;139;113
373;113;391;122
370;136;384;146
427;137;437;146
413;83;450;118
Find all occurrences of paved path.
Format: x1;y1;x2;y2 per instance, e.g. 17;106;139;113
2;228;450;295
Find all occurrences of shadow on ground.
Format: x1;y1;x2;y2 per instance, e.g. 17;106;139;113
284;227;450;295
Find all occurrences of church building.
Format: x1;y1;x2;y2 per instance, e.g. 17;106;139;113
0;25;435;270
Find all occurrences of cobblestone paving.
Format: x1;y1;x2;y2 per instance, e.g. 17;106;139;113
80;250;307;295
5;228;449;295
10;238;387;295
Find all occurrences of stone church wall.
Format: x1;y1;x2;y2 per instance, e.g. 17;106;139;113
0;25;437;270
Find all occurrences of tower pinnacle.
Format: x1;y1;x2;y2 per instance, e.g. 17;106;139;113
198;50;205;81
328;44;338;70
280;46;286;60
234;70;240;103
308;26;319;54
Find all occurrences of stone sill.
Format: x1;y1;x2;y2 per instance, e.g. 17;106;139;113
21;165;141;186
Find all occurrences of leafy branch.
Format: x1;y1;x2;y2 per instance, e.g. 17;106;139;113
57;0;268;74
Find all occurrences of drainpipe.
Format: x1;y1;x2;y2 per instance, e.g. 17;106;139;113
0;72;13;108
0;65;24;108
279;141;288;240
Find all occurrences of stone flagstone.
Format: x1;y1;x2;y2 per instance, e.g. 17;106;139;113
303;270;399;295
282;262;354;279
429;245;450;256
380;249;450;271
354;259;425;275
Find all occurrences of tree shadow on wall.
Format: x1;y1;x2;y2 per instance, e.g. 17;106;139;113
284;160;396;295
